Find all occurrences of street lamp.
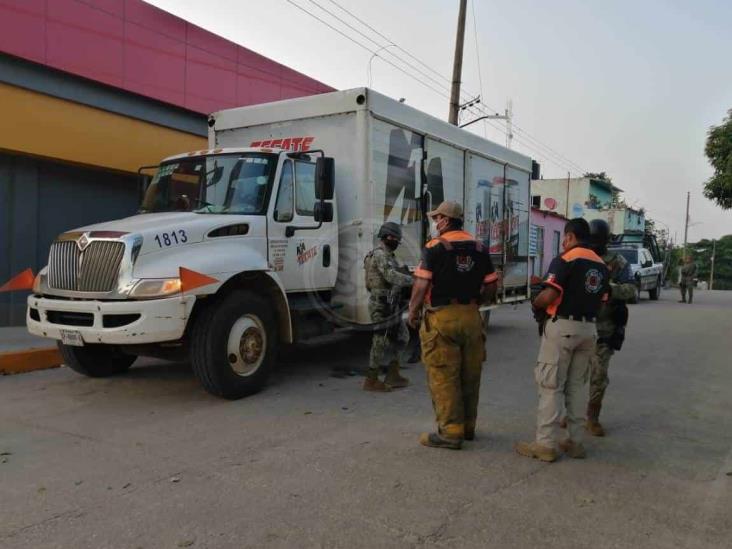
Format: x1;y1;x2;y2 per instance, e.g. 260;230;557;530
367;44;398;88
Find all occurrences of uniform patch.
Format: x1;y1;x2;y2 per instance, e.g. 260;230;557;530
455;254;475;272
585;268;604;293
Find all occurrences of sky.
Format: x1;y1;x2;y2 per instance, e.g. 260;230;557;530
148;0;732;242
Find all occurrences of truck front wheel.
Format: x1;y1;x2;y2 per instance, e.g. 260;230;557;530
58;343;136;377
190;290;277;399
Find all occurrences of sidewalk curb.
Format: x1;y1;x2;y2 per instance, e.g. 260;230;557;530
0;347;63;375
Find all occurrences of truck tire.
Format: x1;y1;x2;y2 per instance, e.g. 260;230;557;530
58;343;136;377
190;290;277;400
649;278;661;301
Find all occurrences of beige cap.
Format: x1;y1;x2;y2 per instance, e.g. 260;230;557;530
428;200;463;220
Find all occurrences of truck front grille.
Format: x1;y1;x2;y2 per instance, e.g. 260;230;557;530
48;240;125;293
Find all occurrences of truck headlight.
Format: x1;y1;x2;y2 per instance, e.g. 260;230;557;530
130;278;181;299
33;267;48;294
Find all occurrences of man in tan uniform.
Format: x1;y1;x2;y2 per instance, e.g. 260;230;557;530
408;201;498;450
516;218;609;462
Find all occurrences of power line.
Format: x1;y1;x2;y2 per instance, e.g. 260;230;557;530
305;0;460;97
286;0;586;176
469;0;487;138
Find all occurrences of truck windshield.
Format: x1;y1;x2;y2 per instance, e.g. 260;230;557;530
139;153;277;214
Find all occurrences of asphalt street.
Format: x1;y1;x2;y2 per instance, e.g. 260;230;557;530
1;290;731;549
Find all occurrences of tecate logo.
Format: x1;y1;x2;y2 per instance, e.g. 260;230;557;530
250;137;315;152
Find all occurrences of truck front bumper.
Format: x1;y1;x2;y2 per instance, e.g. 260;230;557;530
27;294;196;345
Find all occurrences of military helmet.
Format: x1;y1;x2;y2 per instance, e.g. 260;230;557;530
377;222;402;241
589;219;611;243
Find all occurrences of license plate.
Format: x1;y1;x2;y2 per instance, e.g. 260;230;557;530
60;329;84;347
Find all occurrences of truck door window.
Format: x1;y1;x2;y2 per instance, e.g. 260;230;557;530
274;160;294;222
295;161;316;217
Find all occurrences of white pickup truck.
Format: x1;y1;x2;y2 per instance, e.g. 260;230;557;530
27;88;536;399
609;245;664;302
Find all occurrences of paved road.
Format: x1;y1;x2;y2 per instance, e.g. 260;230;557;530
1;291;731;548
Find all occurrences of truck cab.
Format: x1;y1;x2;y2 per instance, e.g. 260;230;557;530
28;147;337;399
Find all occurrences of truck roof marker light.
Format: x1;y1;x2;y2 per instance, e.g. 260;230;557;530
179;267;218;294
0;268;35;293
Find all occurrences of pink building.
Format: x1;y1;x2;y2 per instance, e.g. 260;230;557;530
530;207;568;279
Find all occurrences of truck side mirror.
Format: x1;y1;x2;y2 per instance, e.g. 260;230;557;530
314;201;333;223
315;157;335;200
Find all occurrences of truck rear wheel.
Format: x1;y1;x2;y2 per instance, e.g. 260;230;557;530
190;290;277;399
58;343;136;377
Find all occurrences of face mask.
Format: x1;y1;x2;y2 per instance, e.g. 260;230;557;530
431;217;449;238
384;238;399;251
430;221;439;239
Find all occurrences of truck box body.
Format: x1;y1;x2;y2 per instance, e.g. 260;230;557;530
210;88;532;324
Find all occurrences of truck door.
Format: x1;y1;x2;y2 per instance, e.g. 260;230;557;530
268;157;336;292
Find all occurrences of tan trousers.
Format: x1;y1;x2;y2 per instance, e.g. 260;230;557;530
420;304;485;440
535;318;596;449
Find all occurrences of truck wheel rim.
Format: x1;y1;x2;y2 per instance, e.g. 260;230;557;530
227;315;266;376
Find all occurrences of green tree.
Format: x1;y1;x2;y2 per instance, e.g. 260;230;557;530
703;109;732;209
670;235;732;290
583;171;611;183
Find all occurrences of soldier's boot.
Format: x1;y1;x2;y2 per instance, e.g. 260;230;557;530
419;432;462;450
559;439;587;459
384;360;409;389
406;345;421;364
514;441;558;462
464;424;475;441
586;402;605;437
362;373;392;392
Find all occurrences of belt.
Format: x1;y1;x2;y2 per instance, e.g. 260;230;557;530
554;314;596;323
429;297;478;307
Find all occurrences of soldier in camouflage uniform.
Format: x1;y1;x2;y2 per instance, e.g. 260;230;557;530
586;220;637;436
363;222;413;392
679;256;698;304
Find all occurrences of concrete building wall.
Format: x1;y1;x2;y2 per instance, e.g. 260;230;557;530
530;208;567;277
531;177;590;219
0;0;332;114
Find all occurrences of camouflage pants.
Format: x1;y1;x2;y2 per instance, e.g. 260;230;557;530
368;300;408;378
589;341;615;406
680;283;694;303
420;305;485;440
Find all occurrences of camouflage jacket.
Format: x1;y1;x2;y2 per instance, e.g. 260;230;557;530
597;251;636;332
680;262;698;284
364;243;413;298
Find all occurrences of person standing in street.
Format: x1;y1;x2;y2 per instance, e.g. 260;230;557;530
407;201;498;450
585;220;637;437
515;219;609;462
679;255;698;304
363;222;413;392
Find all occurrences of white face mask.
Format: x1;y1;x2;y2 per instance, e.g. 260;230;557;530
430;221;439;239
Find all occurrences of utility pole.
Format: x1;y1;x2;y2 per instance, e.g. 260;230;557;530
448;0;468;126
709;238;716;290
505;99;513;149
682;191;690;259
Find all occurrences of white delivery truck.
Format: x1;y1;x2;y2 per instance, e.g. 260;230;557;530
27;88;536;399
